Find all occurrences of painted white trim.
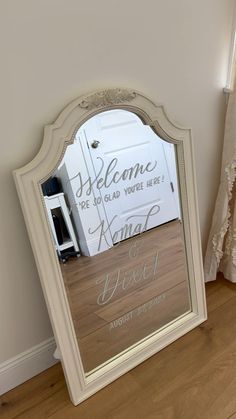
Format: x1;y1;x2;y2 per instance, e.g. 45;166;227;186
0;337;58;395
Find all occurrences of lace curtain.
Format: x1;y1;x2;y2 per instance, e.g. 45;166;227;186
204;87;236;282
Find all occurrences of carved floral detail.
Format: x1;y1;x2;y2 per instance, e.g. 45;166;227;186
78;89;136;110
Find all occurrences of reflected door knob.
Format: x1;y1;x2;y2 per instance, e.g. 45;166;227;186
91;140;100;149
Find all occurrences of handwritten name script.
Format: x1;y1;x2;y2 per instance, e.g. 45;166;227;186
68;157;157;197
89;204;160;251
96;250;158;305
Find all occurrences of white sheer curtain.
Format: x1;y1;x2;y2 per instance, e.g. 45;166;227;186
204;86;236;282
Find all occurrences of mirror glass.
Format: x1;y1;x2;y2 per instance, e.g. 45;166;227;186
41;109;191;375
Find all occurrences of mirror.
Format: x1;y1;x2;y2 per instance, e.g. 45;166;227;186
42;109;190;374
14;89;206;404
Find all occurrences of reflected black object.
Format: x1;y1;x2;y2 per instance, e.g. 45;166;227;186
52;214;63;245
59;250;80;264
91;140;100;148
42;177;61;196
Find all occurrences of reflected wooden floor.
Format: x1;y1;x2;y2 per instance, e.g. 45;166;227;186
3;276;236;419
61;219;190;372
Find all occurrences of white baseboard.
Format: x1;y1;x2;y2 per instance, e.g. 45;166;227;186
0;337;58;395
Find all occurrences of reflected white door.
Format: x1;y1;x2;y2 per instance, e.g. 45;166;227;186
76;110;180;245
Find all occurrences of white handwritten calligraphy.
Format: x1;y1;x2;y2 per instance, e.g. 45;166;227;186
109;293;166;331
68;157;158;198
89;204;160;251
96;250;158;305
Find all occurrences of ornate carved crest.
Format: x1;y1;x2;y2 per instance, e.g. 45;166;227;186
78;88;136;110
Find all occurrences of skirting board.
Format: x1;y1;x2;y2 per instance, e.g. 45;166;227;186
0;337;58;395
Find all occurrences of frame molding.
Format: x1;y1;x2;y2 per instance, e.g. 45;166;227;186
13;88;207;405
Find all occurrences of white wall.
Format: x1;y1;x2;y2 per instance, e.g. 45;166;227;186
0;0;234;384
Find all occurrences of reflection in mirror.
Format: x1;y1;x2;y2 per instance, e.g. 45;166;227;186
42;109;191;374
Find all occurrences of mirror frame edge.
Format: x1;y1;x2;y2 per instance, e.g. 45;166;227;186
13;88;207;405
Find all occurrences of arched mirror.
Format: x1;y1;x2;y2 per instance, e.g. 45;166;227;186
14;89;206;405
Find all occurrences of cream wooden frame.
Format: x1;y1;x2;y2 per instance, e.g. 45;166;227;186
13;88;207;405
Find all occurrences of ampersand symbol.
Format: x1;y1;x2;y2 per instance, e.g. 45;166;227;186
128;241;142;259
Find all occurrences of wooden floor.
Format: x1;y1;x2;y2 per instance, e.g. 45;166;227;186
2;275;236;418
61;220;190;372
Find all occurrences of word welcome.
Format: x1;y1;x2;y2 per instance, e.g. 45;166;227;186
68;157;157;198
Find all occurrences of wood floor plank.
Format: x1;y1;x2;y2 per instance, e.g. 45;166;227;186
95;266;187;322
0;364;67;419
2;277;236;419
206;274;236;313
79;281;190;371
61;220;189;371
